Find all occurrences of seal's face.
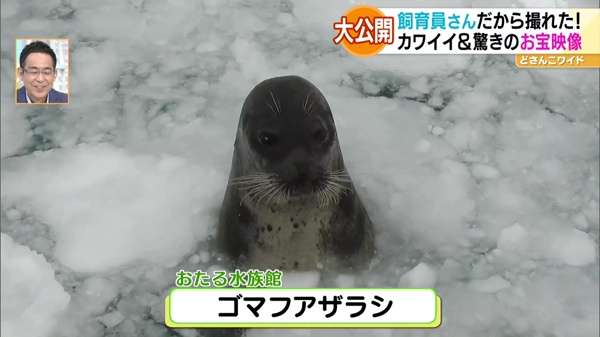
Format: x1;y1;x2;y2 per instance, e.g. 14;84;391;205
232;76;349;207
219;76;374;269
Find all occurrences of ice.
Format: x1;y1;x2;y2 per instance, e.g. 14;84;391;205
430;125;445;136
409;76;430;94
282;271;321;288
1;233;70;337
71;44;120;95
472;164;501;179
442;91;499;120
1;0;598;336
1;143;224;272
0;107;29;158
334;274;356;288
497;222;528;250
493;216;597;267
74;276;120;316
398;262;438;288
468;275;511;293
97;311;125;329
584;199;599;229
572;212;590;230
551;228;596;267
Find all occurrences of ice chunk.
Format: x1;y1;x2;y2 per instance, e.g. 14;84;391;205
472;164;501;179
442;91;499;120
74;276;119;316
283;271;320;288
0;105;29;158
1;233;70;337
398;262;437;288
97;310;125;329
551;229;596;267
1;144;223;272
497;223;528;251
469;275;510;293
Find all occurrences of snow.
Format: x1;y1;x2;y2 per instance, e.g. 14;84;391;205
1;0;598;336
1;233;70;337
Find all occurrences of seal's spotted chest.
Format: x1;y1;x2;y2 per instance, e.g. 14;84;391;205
248;200;333;270
218;76;374;271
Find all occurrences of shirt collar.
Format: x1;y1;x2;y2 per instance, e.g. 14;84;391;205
25;89;49;104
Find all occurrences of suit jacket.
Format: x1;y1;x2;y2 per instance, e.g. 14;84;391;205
16;86;68;103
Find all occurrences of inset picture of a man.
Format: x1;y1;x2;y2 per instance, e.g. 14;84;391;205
16;39;69;104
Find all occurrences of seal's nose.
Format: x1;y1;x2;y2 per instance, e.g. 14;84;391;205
280;161;309;183
294;162;309;181
280;148;324;188
282;148;307;180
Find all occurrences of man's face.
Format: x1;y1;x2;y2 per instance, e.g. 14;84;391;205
20;52;56;103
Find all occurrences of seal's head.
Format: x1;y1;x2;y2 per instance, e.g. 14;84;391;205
231;76;349;207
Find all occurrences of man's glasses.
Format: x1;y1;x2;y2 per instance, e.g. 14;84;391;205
22;68;55;77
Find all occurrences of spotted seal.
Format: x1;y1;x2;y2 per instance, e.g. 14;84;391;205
218;76;374;271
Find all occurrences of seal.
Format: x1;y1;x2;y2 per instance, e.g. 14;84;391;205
217;76;374;271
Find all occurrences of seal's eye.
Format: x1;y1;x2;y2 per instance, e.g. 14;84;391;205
312;128;327;144
258;131;279;146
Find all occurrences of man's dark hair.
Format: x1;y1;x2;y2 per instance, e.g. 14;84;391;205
19;41;57;69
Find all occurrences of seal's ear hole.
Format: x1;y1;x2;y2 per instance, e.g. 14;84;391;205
258;131;279;146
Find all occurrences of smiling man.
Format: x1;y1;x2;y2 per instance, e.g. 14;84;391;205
16;41;68;104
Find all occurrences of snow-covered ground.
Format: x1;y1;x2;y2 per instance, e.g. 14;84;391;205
1;0;598;336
